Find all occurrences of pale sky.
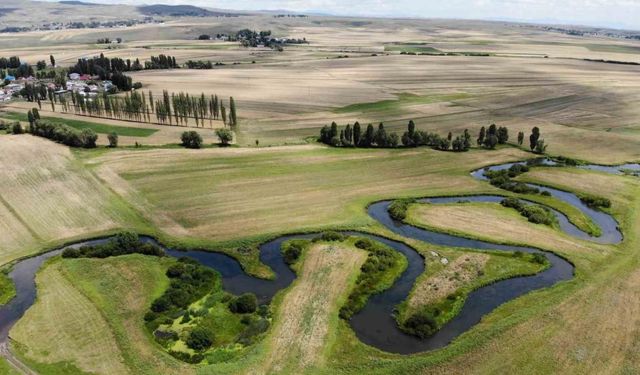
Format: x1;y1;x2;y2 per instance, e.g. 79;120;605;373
46;0;640;30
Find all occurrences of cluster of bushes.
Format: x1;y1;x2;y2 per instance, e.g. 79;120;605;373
339;238;405;319
181;131;203;148
0;120;23;134
313;231;346;242
282;240;304;265
402;307;439;338
228;293;258;314
501;198;556;225
146;258;217;319
319;120;472;152
484;164;551;196
476;124;508;149
62;232;164;258
388;198;416;221
578;194;611;209
30;119;98;148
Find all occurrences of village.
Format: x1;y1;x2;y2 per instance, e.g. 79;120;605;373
0;71;115;103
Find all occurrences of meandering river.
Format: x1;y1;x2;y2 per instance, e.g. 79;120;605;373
0;159;631;354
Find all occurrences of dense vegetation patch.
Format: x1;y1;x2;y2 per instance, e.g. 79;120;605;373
145;257;269;364
501;198;557;225
339;237;407;319
400;251;549;338
388;198;417;221
0;272;16;305
578;193;611;209
484;163;551;196
62;232;164;258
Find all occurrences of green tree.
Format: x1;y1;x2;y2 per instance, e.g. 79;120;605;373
477;126;485;146
534;139;547;154
517;131;524;146
186;327;213;351
215;128;233;146
484;134;498;149
353;122;361;146
497;126;509;144
529;127;540;151
49;55;56;67
81;128;98;148
229;293;258;314
108;132;118;147
375;123;387;147
229;96;237;126
181;131;203;149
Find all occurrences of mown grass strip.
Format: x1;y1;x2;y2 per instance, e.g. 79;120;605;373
1;112;157;137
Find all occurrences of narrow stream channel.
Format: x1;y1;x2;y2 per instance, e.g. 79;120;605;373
0;160;630;355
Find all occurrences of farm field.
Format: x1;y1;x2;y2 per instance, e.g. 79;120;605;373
1;4;640;375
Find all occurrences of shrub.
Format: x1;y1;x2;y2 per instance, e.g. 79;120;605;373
282;242;303;265
229;293;258;314
236;318;270;346
532;253;547;265
316;231;345;242
181;131;202;149
388;198;416;221
579;194;611;209
10;121;24;134
108;132;118;147
402;310;438;338
61;232;164;259
215;128;233;146
186;327;214;351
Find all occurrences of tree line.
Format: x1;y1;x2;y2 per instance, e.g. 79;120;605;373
71;53;179;77
49;90;238;128
26;108;99;148
320;120;548;154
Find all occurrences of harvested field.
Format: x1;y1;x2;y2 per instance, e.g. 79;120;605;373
253;243;367;374
91;145;532;243
11;260;129;375
0;135;144;265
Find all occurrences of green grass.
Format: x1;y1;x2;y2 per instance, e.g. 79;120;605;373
398;250;548;331
0;358;20;375
384;44;442;54
0;272;16;305
333;93;470;114
1;112;157;137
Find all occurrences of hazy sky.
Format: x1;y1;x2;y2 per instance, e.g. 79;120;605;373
47;0;640;30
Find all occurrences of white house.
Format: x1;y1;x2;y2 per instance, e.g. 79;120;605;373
69;73;80;80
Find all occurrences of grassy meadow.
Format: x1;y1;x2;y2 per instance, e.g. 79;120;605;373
1;10;640;375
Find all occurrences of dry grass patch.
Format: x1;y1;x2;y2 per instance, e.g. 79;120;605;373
408;253;489;311
11;260;128;375
252;243;366;374
0;135;143;265
407;202;605;257
92;145;531;243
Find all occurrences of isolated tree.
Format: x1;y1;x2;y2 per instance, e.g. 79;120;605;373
49;55;56;67
181;131;203;149
216;128;233;146
477;126;485;146
108;132;118;147
529;127;540;151
517;131;524;146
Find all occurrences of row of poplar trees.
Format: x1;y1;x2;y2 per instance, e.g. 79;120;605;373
54;90;238;128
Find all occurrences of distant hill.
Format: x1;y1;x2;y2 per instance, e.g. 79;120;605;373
138;5;231;17
58;1;99;5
